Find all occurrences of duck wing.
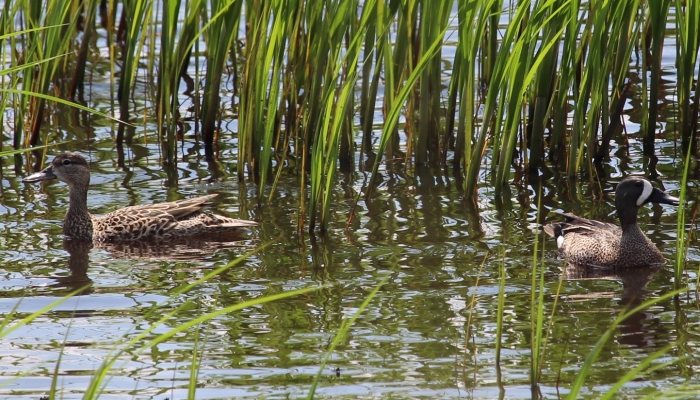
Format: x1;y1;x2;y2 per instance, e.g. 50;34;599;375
128;194;219;220
92;194;256;241
543;211;620;238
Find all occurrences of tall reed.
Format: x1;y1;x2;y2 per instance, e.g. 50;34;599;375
414;0;451;166
642;0;672;152
238;0;284;190
200;0;242;159
115;0;150;144
7;2;75;146
154;0;202;162
675;0;700;151
3;1;698;223
675;142;693;287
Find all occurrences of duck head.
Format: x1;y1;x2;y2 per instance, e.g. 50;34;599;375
23;153;91;188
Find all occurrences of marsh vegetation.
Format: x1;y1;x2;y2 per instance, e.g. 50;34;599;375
0;0;699;398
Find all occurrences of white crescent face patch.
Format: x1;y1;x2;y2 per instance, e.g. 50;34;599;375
636;179;653;206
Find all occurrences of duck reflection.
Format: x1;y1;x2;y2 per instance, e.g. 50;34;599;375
52;239;93;293
563;264;665;349
51;233;255;291
93;232;255;261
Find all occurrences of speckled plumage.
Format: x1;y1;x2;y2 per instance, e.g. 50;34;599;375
543;177;679;269
23;153;257;242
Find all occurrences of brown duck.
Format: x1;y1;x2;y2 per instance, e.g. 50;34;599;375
543;177;679;268
23;152;257;241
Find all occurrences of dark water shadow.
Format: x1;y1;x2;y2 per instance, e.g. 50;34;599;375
563;264;666;349
563;264;662;298
52;239;94;294
94;232;256;262
49;234;256;291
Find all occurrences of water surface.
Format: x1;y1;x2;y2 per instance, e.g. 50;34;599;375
0;6;698;400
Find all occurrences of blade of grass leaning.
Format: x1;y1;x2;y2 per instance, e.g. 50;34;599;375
307;271;391;399
135;288;329;360
81;244;300;397
640;384;700;400
187;324;201;400
173;242;271;295
466;254;488;366
495;247;506;364
0;143;65;158
675;136;693;287
530;184;546;385
0;89;130;127
568;288;684;398
0;286;89;339
599;343;684;400
50;319;74;399
83;299;195;399
84;283;327;398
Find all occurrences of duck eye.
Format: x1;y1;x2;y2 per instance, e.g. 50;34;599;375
62;159;72;166
635;181;643;187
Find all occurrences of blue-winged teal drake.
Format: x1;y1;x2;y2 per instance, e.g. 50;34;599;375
23;152;257;241
543;177;679;268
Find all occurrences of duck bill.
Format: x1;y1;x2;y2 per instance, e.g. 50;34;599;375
648;187;680;206
23;166;57;183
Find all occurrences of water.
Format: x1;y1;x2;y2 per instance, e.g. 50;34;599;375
0;142;693;399
1;7;698;400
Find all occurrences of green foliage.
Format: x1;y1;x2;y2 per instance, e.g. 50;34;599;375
675;0;700;149
3;0;697;215
568;289;685;399
307;270;390;398
78;249;326;398
116;0;151;143
1;2;695;397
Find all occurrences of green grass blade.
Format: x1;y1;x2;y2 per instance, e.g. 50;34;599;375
307;272;391;399
568;288;684;398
